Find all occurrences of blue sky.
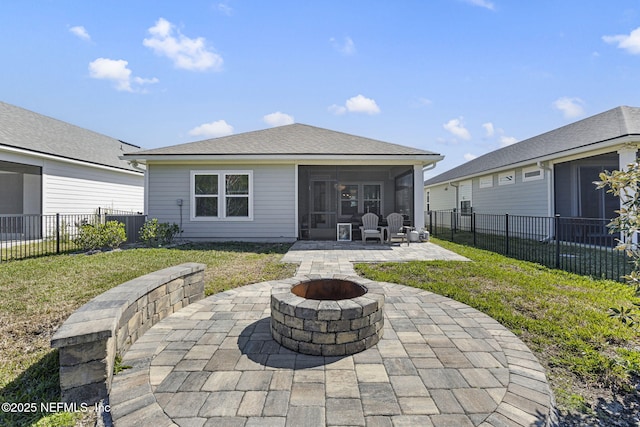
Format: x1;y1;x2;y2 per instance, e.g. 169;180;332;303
1;1;639;178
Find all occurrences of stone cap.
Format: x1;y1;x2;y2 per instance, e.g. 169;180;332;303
51;263;205;348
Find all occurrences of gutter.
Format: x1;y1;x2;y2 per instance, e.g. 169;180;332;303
121;153;445;165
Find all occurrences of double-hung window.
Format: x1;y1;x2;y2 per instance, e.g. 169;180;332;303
191;170;253;220
225;173;250;217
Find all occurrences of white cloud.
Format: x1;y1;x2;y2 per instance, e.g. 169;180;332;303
89;59;131;91
133;76;161;86
143;18;223;71
263;112;295;127
188;120;234;138
88;58;158;92
410;97;432;108
463;0;495;11
553;97;586;118
443;117;471;140
499;136;518;147
346;95;380;114
482;122;495;137
329;94;380;115
328;104;347;115
69;25;90;41
603;27;640;55
330;36;356;56
217;2;233;15
464;153;478;161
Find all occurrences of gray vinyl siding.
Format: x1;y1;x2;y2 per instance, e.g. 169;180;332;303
147;163;296;241
472;166;548;216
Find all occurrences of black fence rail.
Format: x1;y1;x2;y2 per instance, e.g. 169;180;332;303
427;210;632;282
0;208;145;263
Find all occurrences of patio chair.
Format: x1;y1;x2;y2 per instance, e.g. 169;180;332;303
386;212;408;245
359;213;383;244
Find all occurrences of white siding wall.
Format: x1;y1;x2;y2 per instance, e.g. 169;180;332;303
43;159;144;214
1;149;144;214
426;183;457;211
459;180;472;207
147;163;297;241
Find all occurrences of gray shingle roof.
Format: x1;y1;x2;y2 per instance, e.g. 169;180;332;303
424;105;640;186
126;123;440;157
0;101;142;172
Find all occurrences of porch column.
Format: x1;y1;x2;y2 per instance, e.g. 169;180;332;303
618;146;637;171
414;164;425;229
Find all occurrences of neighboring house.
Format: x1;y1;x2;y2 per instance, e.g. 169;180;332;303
424;106;640;220
124;124;443;242
0;101;145;217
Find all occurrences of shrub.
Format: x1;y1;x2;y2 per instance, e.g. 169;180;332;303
73;221;126;251
101;220;127;249
596;157;640;329
139;218;180;247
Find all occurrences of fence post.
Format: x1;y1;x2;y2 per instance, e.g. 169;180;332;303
505;213;509;255
428;211;432;235
451;210;455;241
472;212;476;246
56;213;60;254
555;214;561;269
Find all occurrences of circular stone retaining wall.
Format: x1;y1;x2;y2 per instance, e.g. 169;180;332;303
270;275;385;356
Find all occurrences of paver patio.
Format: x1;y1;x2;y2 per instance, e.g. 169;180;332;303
109;241;556;426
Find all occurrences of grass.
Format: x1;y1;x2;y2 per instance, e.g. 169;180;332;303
0;242;296;427
431;228;632;282
3;238;639;425
0;240;80;262
355;238;640;424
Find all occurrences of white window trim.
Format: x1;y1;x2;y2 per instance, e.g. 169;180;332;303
479;175;493;188
522;166;543;182
190;170;253;221
498;171;515;186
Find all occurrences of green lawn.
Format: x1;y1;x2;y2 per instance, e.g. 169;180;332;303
356;238;640;424
1;240;639;425
0;242;297;427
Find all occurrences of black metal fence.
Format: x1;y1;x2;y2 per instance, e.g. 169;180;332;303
0;208;146;263
427;210;632;282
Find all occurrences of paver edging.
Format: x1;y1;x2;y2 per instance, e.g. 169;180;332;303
50;262;206;405
436;293;559;427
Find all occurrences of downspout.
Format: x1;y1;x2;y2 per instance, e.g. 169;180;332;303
448;182;459;210
420;162;439;227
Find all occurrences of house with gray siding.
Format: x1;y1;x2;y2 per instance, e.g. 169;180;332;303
424;106;640;223
0;101;145;218
124;124;443;242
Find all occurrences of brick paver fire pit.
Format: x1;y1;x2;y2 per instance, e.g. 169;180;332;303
270;276;385;356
